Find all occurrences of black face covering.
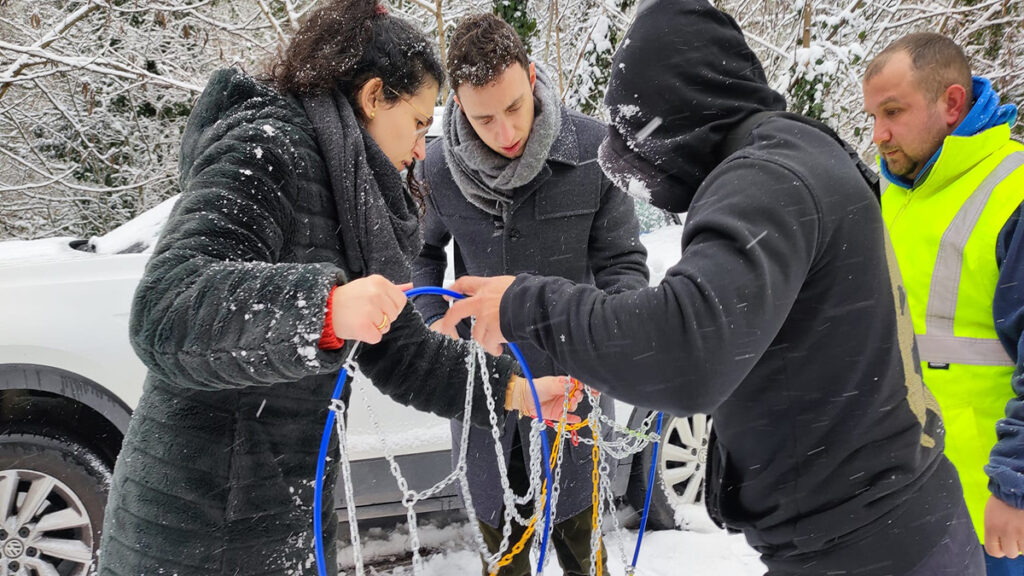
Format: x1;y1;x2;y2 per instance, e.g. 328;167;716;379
596;0;787;213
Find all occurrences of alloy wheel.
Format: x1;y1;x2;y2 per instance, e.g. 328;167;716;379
0;470;95;576
657;414;710;507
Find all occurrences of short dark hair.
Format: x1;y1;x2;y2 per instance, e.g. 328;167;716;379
865;32;973;102
447;13;530;92
269;0;445;117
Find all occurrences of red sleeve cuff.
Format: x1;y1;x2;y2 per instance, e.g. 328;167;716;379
319;286;345;350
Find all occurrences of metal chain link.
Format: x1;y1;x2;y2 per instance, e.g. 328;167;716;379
326;346;666;576
352;340;498;573
480;344;521;570
328;348;365;574
454;343;493;564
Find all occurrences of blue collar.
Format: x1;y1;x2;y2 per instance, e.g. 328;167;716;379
881;76;1018;189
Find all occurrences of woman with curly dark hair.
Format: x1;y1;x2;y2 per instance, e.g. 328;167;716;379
94;2;577;574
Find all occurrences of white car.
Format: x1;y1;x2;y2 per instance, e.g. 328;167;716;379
0;194;708;575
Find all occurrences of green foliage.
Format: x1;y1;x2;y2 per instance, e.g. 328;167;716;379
789;73;830;121
493;0;537;52
633;200;675;234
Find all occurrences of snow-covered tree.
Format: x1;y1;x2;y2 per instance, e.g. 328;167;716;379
715;0;1024;155
564;9;616;116
0;0;314;238
2;0;1023;240
494;0;539;51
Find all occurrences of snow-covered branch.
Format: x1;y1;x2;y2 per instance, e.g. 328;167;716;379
0;41;204;93
0;2;99;98
1;0;1021;240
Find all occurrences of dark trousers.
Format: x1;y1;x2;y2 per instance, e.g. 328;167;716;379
479;504;608;576
477;428;608;576
905;501;985;576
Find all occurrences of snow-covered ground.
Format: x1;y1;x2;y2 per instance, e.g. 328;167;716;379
339;506;764;575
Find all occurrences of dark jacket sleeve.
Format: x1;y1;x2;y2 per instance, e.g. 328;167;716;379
129;113;351;391
986;203;1024;507
411;189;452;326
588;173;650;293
357;302;515;428
498;158;819;416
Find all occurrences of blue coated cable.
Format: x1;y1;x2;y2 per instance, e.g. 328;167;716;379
505;337;555;575
631;411;665;570
314;286;556;576
313;365;350;575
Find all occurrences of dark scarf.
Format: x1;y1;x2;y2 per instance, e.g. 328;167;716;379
302;92;422;282
442;65;563;217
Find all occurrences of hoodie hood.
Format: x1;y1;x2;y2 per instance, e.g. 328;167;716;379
598;0;786;213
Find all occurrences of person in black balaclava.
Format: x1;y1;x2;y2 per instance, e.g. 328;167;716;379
440;0;985;574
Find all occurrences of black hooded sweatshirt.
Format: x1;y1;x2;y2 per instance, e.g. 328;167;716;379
497;0;964;573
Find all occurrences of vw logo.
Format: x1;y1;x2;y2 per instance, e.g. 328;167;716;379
3;539;24;558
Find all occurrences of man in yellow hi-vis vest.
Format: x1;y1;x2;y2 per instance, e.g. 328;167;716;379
864;33;1024;576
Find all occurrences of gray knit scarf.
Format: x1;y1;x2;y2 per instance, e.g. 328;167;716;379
442;65;563;217
302;92;422;283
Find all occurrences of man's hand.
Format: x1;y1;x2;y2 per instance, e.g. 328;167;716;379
505;375;583;423
428;318;461;340
442;275;516;355
985;495;1024;558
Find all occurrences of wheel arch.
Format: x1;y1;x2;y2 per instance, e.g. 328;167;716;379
0;364;131;467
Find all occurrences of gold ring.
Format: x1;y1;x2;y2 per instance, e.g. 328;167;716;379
375;312;389;332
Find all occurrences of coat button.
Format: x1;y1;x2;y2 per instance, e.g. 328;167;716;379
509;227;521;240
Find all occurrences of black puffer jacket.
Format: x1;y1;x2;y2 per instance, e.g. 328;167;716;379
497;1;963;574
97;69;515;576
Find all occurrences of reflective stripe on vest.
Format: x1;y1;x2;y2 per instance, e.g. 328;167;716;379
915;151;1024;367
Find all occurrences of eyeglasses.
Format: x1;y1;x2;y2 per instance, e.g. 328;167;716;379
386;87;434;139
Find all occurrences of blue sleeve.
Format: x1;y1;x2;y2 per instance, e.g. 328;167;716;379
986;201;1024;507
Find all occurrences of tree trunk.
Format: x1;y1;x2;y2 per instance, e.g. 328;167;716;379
802;0;813;48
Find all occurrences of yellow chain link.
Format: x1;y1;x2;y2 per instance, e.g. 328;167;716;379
488;380;598;575
591;416;603;576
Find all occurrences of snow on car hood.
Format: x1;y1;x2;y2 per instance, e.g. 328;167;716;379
0;236;90;266
0;194;179;267
0;194;685;283
88;194;180;255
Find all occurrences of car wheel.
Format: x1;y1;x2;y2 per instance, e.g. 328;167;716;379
0;432;111;576
626;413;711;530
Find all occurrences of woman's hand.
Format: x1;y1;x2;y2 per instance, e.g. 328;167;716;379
505;375;584;423
331;275;409;344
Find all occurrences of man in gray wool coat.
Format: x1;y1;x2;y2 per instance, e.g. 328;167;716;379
411;12;649;576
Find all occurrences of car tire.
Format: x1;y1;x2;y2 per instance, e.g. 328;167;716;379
626;413;711;531
0;431;111;576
